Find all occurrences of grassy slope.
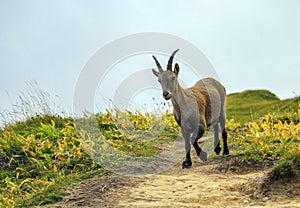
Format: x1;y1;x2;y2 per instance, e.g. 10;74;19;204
0;115;103;207
226;89;300;124
226;90;300;186
0;111;179;207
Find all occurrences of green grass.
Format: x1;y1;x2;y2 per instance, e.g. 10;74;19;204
0;116;103;207
228;112;300;182
270;160;296;181
226;89;300;124
225;90;300;182
0;110;179;207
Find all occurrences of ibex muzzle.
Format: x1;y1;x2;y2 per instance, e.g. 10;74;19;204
163;90;171;100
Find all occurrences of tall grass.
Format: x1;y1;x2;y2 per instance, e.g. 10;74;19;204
0;84;180;207
0;81;66;128
233;113;300;161
0;116;101;207
229;105;300;180
0;83;99;207
0;110;180;207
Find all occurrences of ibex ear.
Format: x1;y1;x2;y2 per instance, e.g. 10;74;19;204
152;68;159;77
174;63;180;75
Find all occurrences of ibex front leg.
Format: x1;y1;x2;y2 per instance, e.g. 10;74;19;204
192;126;207;162
182;127;207;169
182;130;192;169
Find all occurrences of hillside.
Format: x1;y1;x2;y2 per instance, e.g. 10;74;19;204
226;90;300;124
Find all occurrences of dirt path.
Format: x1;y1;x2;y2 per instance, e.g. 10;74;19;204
45;156;300;208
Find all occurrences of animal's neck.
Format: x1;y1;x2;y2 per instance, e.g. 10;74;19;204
171;81;188;109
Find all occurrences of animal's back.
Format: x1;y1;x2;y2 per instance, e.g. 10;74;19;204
191;77;226;127
194;78;226;101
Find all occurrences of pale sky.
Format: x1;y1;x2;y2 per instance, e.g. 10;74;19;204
1;0;300;115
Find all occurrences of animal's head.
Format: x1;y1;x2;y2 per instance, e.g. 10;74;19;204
152;49;180;100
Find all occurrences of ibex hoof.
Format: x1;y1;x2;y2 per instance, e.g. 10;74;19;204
182;160;192;169
199;151;207;162
214;145;221;155
223;149;230;155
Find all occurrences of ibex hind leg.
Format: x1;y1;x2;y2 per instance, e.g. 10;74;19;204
213;124;222;155
220;114;230;155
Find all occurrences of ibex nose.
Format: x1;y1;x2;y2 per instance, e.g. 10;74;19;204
163;91;171;100
163;91;169;97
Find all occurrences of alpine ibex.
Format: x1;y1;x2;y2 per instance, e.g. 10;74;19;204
152;49;229;169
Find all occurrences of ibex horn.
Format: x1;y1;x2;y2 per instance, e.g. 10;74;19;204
152;55;163;72
167;49;180;71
